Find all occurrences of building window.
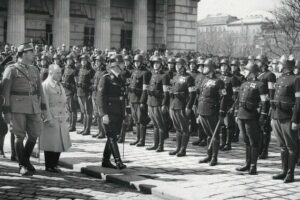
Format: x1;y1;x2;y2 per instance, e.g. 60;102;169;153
45;24;53;45
121;29;132;50
84;27;94;47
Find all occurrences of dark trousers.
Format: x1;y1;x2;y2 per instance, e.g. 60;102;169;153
237;119;260;148
44;151;61;168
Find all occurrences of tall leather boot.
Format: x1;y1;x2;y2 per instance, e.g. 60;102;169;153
249;147;258;175
232;123;239;143
210;139;219;166
136;125;146;147
82;116;92;136
223;128;232;151
220;126;226;150
15;138;28;176
24;140;37;172
147;128;159;150
102;139;117;169
284;151;297;183
109;137;126;169
177;134;190;157
273;149;288;179
236;145;251;171
77;116;86;134
156;130;165;152
69;113;77;132
10;133;17;161
199;138;212;163
259;132;270;159
118;122;127;143
192;125;202;146
169;132;182;155
130;124;140;145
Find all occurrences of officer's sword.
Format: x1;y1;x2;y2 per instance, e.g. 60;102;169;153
207;120;221;150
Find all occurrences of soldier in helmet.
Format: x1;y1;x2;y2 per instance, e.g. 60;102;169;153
166;57;176;80
96;57;127;170
218;58;239;151
62;54;78;132
271;55;300;183
146;56;170;152
40;55;49;81
128;54;151;146
235;61;269;175
255;54;276;159
53;54;61;67
169;57;196;157
76;54;95;136
197;59;229;166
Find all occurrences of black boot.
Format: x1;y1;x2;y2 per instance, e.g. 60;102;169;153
210;139;219;166
102;140;117;169
10;133;17;161
109;138;126;170
117;122;127;143
220;126;226;151
199;138;212;163
130;124;140;145
284;151;297;183
236;145;251;171
82;116;92;136
24;140;37;172
273;149;288;180
15;138;29;176
222;128;232;151
259;132;270;159
77;116;86;134
146;128;158;150
69;113;77;132
156;130;165;152
199;138;207;147
249;147;258;175
177;134;189;157
136;125;146;147
169;132;182;155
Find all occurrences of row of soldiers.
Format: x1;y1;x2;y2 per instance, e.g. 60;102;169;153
0;44;299;183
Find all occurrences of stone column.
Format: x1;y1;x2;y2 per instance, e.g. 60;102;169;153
94;0;111;50
132;0;147;51
7;0;25;45
53;0;70;49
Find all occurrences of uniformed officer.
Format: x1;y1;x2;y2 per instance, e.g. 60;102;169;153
146;56;170;152
97;58;127;170
197;59;228;166
235;61;269;175
169;57;196;157
77;54;95;136
91;55;107;139
271;55;300;183
62;54;78;132
128;54;151;147
40;55;49;81
256;54;276;159
2;43;47;175
218;58;239;151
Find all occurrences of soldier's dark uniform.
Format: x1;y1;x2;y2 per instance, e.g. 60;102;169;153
235;62;269;175
271;56;300;183
62;54;78;132
91;55;107;139
256;54;276;159
2;44;46;175
218;59;240;151
40;55;49;82
146;56;170;152
169;58;196;157
77;54;95;135
128;54;151;147
97;63;126;170
197;59;228;166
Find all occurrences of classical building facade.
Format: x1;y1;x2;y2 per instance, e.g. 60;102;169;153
0;0;199;52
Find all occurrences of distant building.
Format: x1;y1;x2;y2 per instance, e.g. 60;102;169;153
198;14;238;33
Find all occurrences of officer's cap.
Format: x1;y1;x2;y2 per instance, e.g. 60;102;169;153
189;58;197;64
175;57;186;65
41;55;48;61
152;56;162;63
66;54;74;61
110;54;124;63
220;58;229;65
168;57;176;64
17;43;34;53
53;54;61;60
80;54;89;61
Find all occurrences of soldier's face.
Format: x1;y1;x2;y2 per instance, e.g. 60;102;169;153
256;60;262;68
134;61;141;68
81;60;87;66
41;60;47;65
243;69;250;78
125;60;130;66
95;60;101;67
231;65;238;73
24;50;34;63
67;59;73;65
176;63;183;72
153;62;161;71
203;66;210;75
52;68;62;82
168;63;174;70
190;63;196;71
54;59;60;65
198;65;203;73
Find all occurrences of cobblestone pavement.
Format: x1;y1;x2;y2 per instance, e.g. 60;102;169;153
2;124;300;200
1;134;160;200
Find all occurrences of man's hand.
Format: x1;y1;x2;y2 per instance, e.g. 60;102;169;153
45;119;55;127
4;113;11;124
161;105;168;114
102;115;110;125
291;122;299;131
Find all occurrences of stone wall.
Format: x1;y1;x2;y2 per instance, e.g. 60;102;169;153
167;0;198;53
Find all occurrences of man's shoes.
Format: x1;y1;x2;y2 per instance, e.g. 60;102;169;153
102;160;117;169
69;127;76;132
26;162;36;172
45;167;60;173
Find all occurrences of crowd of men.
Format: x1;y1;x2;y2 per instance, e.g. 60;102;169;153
0;43;300;184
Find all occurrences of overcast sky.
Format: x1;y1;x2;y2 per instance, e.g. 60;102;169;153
198;0;282;20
